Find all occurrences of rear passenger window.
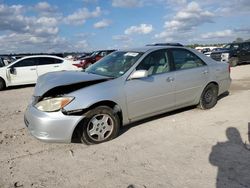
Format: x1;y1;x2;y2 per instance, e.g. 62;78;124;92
38;57;63;65
172;49;206;70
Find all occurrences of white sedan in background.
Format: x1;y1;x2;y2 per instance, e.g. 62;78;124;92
0;55;80;90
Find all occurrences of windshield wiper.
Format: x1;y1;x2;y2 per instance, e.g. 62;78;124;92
85;70;115;78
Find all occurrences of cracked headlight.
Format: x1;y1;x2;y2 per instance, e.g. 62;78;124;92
35;97;74;112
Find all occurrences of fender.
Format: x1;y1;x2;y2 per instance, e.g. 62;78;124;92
62;79;130;125
0;67;8;87
6;68;11;82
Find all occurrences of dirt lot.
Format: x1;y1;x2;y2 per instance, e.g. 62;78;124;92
0;65;250;188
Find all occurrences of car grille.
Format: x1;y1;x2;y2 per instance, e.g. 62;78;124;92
210;53;222;61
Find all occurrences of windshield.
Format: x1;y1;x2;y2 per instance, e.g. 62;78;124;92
90;51;99;57
85;51;143;78
223;44;239;50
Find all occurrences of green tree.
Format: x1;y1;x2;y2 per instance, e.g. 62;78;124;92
233;37;244;43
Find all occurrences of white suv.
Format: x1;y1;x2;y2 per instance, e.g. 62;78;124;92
0;55;80;90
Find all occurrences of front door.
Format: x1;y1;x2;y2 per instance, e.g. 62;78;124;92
125;49;175;120
8;58;38;85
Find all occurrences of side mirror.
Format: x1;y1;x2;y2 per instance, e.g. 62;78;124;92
129;70;148;80
9;67;16;75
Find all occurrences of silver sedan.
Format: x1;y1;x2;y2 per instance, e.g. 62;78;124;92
24;46;231;144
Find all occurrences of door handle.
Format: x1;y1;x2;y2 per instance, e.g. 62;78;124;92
166;77;174;82
54;65;59;68
30;68;36;71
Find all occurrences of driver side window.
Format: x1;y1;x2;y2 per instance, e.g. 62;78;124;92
136;50;170;76
13;58;37;68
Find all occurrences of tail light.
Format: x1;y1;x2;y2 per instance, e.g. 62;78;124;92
228;64;231;74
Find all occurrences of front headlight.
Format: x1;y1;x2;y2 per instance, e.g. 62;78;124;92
221;53;229;60
35;97;74;112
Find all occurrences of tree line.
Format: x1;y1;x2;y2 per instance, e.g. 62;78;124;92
186;37;250;49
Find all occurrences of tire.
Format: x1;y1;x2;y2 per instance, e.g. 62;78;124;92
198;83;218;110
229;57;238;67
0;78;6;91
80;106;120;145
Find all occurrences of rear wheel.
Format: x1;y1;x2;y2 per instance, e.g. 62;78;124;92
80;106;120;144
198;83;218;110
0;78;6;91
229;57;238;67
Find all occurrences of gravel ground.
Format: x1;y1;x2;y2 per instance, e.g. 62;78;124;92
0;64;250;188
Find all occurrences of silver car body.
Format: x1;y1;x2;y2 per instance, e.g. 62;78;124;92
25;46;231;143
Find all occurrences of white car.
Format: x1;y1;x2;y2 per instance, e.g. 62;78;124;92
204;48;223;57
0;55;80;90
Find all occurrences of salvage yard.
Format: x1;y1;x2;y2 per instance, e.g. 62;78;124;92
0;65;250;188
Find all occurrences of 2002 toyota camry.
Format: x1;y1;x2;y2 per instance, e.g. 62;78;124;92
24;45;231;144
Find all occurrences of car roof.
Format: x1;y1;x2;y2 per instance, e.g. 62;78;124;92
146;43;183;47
7;55;64;67
94;50;116;52
20;55;63;58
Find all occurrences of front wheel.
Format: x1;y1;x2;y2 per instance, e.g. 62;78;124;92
80;106;120;144
198;83;218;110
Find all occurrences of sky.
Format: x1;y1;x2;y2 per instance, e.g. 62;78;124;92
0;0;250;54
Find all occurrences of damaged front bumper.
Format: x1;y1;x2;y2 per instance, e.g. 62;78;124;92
24;105;84;143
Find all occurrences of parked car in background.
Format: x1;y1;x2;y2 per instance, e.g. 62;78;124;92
0;57;5;67
0;56;15;65
0;55;80;90
204;48;223;57
201;48;211;54
73;50;116;69
25;45;231;144
210;42;250;66
195;46;218;53
75;53;92;61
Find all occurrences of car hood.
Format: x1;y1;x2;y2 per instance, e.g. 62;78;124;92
34;71;111;97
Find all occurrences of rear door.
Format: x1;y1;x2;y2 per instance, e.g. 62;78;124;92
8;58;38;85
36;57;64;76
170;49;209;107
